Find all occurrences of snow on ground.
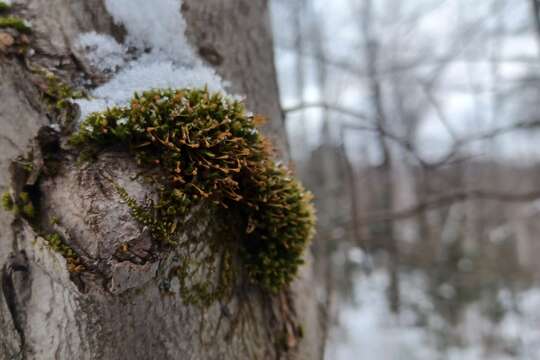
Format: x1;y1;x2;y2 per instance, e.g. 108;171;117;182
75;0;226;121
326;270;439;360
327;268;540;360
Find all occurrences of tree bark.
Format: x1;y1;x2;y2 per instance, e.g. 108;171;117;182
0;1;323;359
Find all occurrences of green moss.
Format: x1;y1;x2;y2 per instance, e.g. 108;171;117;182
1;191;13;211
45;232;83;272
71;88;315;299
19;192;34;218
22;202;35;218
0;16;31;33
28;67;86;118
45;232;61;249
2;189;35;219
297;325;304;339
26;67;86;132
0;2;11;12
41;71;85;111
13;157;33;173
19;191;29;203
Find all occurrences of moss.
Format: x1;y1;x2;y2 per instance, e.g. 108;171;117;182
5;188;82;271
297;324;304;339
14;157;33;173
19;192;34;218
40;71;85;111
0;2;11;12
0;16;31;33
45;232;61;249
2;189;35;219
19;191;29;203
71;88;315;299
27;67;86;128
24;162;33;172
31;69;87;134
1;190;13;211
45;232;84;272
21;201;35;218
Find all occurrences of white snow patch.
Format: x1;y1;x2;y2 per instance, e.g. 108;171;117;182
76;57;224;120
103;0;196;62
48;123;61;132
75;99;109;122
75;0;227;122
327;271;438;360
92;59;223;103
76;32;127;72
327;269;540;360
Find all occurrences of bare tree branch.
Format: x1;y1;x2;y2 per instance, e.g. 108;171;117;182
285;100;540;169
358;188;540;224
283;101;372;121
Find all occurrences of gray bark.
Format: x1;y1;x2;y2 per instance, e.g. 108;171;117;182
0;1;323;359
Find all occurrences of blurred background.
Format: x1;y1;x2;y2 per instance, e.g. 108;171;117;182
271;0;540;359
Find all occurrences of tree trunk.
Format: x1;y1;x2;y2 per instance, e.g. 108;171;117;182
0;1;323;359
360;0;400;314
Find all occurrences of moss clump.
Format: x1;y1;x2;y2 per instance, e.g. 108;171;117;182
1;190;14;210
19;191;29;203
40;71;85;111
0;16;31;33
21;201;35;218
45;232;84;272
18;191;35;218
28;67;86;131
4;189;82;272
0;2;11;12
2;190;35;219
71;88;315;295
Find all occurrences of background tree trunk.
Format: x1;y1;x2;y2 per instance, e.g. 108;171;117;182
0;1;323;359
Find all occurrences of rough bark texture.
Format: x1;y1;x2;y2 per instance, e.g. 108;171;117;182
0;1;323;359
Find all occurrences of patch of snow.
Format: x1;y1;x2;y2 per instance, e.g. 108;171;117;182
104;0;195;62
76;32;127;72
48;123;61;132
92;55;223;102
327;269;540;360
327;271;437;360
75;0;227;122
75;98;109;122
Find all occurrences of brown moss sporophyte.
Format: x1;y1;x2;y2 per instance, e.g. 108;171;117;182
69;88;316;300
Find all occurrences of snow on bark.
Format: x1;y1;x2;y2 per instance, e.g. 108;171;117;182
75;0;226;120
